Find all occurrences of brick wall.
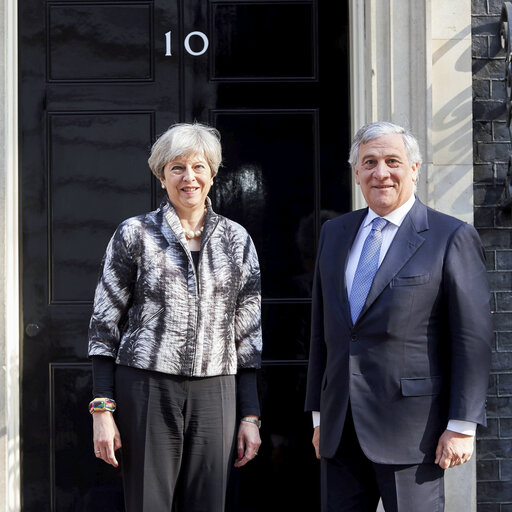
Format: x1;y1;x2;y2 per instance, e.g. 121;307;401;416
473;1;512;510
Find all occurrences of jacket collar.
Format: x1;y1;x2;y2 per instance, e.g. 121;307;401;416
160;196;220;250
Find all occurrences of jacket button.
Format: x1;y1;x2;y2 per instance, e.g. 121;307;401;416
351;334;357;341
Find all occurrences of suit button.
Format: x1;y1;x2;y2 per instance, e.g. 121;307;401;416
351;334;357;341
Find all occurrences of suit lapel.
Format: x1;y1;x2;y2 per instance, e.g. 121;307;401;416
358;199;429;321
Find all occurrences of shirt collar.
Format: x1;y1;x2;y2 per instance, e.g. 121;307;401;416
364;193;416;228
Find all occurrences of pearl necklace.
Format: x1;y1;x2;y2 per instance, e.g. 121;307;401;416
181;207;207;240
184;226;204;240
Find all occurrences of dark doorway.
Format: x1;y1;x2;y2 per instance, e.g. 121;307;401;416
19;1;350;510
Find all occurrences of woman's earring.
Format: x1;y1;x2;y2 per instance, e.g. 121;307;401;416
161;183;166;189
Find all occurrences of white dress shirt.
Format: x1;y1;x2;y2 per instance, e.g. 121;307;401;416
312;194;476;436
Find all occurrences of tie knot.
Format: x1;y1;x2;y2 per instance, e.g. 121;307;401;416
372;217;387;232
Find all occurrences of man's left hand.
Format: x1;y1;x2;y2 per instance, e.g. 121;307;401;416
435;429;474;469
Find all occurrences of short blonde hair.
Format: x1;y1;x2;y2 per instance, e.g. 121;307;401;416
148;123;222;179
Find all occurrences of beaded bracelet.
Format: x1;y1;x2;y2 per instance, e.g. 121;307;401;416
89;397;116;414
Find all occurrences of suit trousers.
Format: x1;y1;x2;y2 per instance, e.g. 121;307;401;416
115;365;236;512
321;407;445;512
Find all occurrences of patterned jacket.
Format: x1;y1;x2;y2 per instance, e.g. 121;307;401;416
88;197;262;377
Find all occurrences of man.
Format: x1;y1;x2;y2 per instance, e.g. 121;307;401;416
305;122;492;511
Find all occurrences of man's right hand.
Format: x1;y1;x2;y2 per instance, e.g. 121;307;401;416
312;426;321;459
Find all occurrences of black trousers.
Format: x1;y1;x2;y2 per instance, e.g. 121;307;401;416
115;365;236;512
321;407;445;512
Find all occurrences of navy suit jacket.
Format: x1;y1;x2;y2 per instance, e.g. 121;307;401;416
305;198;492;464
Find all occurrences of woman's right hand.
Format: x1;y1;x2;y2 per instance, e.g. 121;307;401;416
93;412;122;467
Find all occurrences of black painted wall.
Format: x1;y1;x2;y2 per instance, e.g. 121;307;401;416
473;1;512;510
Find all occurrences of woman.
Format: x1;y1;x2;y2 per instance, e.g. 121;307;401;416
88;123;262;511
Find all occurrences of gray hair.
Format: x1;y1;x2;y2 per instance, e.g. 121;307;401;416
348;121;422;170
148;122;222;179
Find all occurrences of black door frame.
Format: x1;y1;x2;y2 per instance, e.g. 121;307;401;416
15;1;353;510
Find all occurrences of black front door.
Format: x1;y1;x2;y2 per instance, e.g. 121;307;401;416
19;1;350;510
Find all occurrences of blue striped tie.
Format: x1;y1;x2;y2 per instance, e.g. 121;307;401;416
349;217;388;323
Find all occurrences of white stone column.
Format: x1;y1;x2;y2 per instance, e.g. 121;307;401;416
349;0;432;210
430;0;474;223
431;1;476;505
349;0;474;223
0;0;21;509
349;1;476;511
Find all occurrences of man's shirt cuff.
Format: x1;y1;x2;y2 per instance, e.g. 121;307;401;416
312;414;476;436
447;419;476;436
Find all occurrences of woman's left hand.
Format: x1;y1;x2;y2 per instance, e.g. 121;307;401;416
234;418;261;468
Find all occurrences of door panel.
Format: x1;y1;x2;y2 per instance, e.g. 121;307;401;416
227;365;320;512
49;112;155;303
48;3;154;81
212;110;318;298
51;363;124;511
20;0;350;509
211;2;316;80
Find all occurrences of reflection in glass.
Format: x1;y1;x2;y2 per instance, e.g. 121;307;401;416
212;163;267;243
212;111;317;298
